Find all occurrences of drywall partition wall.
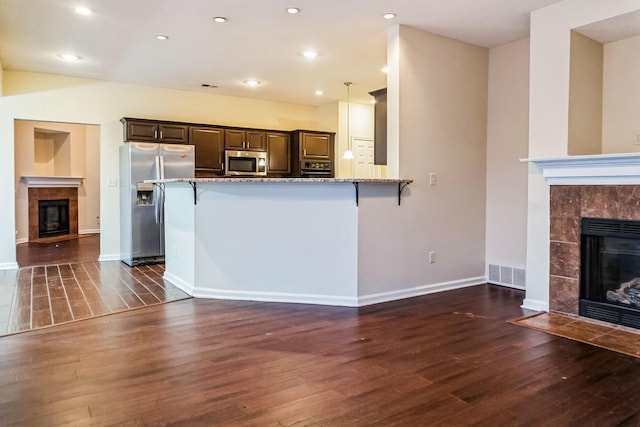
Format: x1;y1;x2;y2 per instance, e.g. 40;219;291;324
0;70;322;266
356;25;488;300
525;0;640;311
485;38;530;287
603;34;640;154
568;31;603;155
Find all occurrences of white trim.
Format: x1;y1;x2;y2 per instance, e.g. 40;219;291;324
79;229;100;235
521;153;640;185
521;298;548;312
0;262;19;270
192;287;359;307
164;272;195;295
22;176;84;187
97;253;121;262
357;277;485;307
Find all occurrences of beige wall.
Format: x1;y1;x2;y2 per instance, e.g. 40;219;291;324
603;34;640;154
336;101;374;178
14;120;101;242
0;70;327;266
357;25;488;295
568;31;603;155
485;38;530;277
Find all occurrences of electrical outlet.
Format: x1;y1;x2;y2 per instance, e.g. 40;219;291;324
108;178;118;187
429;173;437;186
634;131;640;146
428;251;436;263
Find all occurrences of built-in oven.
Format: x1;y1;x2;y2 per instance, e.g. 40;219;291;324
225;150;267;176
299;160;333;178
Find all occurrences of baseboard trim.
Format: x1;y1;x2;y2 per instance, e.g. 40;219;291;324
79;229;100;235
521;298;548;312
98;253;121;262
174;277;485;307
192;287;359;307
0;262;19;270
163;272;195;295
357;276;486;307
15;238;28;245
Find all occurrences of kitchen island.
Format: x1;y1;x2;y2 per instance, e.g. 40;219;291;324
157;177;413;307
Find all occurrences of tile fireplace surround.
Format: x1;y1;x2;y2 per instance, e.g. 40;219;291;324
28;187;78;241
550;185;640;315
528;152;640;321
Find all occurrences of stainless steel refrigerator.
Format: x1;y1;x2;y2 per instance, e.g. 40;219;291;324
120;142;195;266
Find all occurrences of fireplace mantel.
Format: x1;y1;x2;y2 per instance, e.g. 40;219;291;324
22;176;84;188
522;153;640;185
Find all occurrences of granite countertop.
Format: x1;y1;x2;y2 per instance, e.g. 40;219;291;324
149;177;413;184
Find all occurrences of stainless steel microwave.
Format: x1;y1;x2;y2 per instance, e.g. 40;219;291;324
225;150;267;176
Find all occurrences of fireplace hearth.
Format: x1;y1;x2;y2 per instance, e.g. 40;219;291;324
580;217;640;329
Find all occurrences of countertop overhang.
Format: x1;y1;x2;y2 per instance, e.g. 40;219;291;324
147;177;412;184
148;177;413;206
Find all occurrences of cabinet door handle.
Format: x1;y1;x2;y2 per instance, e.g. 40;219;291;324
154;130;158;139
303;148;307;156
159;130;163;140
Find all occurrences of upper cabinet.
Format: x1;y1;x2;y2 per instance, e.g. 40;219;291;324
225;129;266;151
122;118;189;144
368;88;387;165
266;132;291;175
190;126;225;176
294;131;333;160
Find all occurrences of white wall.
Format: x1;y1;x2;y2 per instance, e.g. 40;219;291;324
485;38;530;283
357;25;488;297
525;0;640;311
603;34;640;154
0;70;325;266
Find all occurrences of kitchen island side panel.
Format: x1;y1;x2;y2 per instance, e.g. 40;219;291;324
163;183;196;293
191;182;359;305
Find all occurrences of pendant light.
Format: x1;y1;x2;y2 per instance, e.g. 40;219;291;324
342;81;354;160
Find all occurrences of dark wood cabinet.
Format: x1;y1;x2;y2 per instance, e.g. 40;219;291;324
190;126;225;176
122;118;188;144
266;132;291;175
224;129;266;151
298;132;332;159
369;88;387;165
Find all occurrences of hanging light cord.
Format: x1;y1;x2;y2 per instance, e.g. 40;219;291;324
343;82;353;160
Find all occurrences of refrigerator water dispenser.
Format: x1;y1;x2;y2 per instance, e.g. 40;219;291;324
136;182;154;206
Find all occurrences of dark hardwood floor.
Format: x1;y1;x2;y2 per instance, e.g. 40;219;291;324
0;284;638;426
16;233;100;267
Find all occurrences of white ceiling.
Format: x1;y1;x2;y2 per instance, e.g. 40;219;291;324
0;0;565;106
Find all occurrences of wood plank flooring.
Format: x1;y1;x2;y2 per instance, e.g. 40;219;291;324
0;284;638;426
16;233;100;268
0;262;190;337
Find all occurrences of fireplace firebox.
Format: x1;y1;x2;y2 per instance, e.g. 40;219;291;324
580;217;640;329
38;199;70;238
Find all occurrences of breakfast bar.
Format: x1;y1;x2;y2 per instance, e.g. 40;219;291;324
157;178;412;307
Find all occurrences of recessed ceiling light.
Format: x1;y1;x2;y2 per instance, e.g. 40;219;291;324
315;90;323;96
155;34;169;41
383;13;396;20
244;80;261;87
58;53;81;62
381;66;389;74
213;16;227;23
303;50;318;59
74;6;92;15
286;7;300;14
